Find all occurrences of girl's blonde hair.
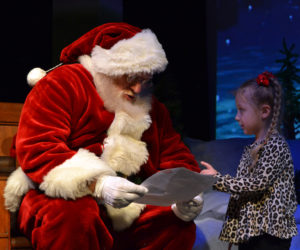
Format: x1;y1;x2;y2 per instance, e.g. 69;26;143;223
235;72;282;170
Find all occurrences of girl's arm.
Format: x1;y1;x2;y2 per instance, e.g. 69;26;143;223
200;161;218;176
201;138;292;195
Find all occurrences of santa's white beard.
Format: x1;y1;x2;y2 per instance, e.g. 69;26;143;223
93;73;152;231
94;73;152;119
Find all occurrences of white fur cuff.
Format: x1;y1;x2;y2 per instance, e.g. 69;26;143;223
39;148;115;200
4;167;35;212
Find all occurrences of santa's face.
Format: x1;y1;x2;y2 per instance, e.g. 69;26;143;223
94;72;153;118
112;73;153;103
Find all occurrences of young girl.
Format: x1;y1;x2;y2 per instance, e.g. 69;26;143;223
201;72;298;250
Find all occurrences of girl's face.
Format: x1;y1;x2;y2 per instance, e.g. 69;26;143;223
235;92;265;138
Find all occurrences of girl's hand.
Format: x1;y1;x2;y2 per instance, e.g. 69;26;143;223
200;161;218;176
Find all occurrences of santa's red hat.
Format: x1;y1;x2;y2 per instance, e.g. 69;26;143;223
27;22;168;86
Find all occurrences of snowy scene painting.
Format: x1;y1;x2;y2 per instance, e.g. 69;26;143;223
216;0;300;139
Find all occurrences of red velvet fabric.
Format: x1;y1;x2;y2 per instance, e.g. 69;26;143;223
16;64;114;183
60;23;141;64
16;63;200;249
16;63;200;184
19;190;196;250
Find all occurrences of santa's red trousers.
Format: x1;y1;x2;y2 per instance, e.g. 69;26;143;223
18;190;196;250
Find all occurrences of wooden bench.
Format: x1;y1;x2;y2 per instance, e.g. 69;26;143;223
0;102;32;250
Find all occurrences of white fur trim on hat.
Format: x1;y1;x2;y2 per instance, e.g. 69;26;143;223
39;148;116;200
91;29;168;76
79;55;96;77
4;167;35;212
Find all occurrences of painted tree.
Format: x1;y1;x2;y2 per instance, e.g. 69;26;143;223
275;38;300;139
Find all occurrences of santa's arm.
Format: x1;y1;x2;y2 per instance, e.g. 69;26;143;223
15;66;115;199
153;100;200;173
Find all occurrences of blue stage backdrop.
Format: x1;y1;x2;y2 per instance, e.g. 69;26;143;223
216;0;300;139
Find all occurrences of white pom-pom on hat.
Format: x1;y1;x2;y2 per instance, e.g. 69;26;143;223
27;63;63;87
27;67;47;86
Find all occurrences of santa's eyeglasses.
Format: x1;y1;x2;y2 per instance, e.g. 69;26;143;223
126;73;152;86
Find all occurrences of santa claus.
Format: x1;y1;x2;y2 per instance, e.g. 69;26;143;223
5;22;203;250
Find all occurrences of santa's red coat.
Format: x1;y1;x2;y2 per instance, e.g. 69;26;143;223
16;63;200;249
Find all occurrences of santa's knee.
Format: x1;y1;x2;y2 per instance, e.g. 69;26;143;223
31;196;112;249
50;196;102;233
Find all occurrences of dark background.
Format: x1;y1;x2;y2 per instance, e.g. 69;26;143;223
1;0;219;140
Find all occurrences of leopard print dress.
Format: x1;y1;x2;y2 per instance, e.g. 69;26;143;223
214;133;298;244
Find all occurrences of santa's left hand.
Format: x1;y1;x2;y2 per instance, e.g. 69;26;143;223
171;193;203;222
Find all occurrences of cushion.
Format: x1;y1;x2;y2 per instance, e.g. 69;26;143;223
193;190;237;250
288;139;300;172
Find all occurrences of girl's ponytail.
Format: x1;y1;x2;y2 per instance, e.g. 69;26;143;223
237;72;283;171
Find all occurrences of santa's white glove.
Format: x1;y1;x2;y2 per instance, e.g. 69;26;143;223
94;176;148;208
171;193;204;222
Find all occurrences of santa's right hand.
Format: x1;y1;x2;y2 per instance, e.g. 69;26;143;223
94;175;148;208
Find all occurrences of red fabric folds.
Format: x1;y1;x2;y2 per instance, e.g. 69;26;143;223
19;190;196;250
16;64;114;183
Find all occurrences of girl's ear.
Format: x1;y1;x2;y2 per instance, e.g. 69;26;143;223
260;104;271;119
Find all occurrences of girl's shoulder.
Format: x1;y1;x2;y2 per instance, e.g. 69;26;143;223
244;133;289;152
242;132;288;155
263;132;291;155
267;132;288;146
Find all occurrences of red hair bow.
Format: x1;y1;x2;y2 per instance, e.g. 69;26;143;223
256;71;275;87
